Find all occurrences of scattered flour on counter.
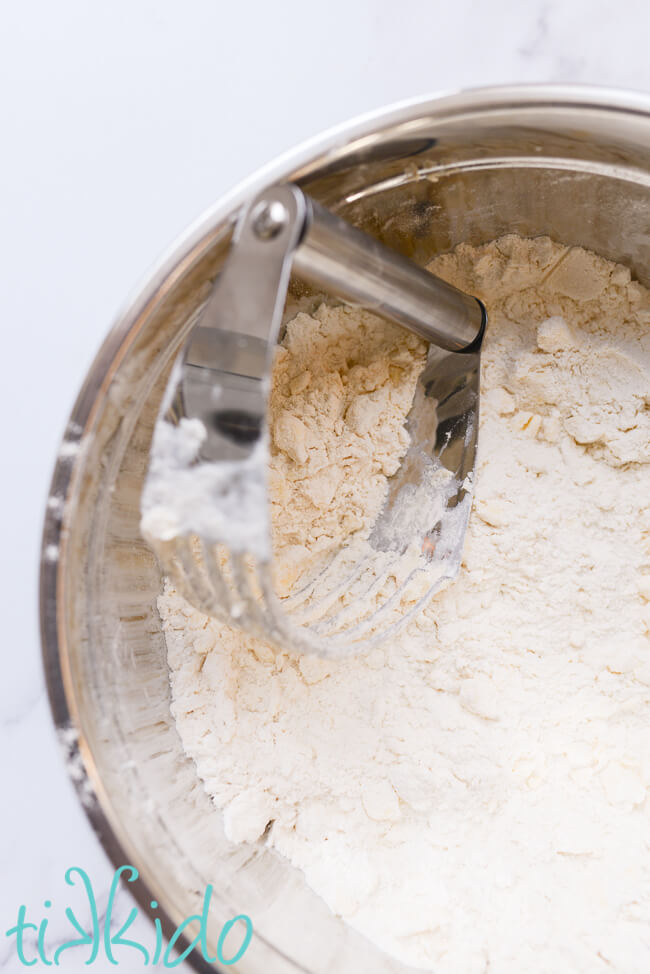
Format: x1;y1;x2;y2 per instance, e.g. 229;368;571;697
160;236;650;973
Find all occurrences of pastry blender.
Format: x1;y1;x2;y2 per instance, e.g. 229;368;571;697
141;184;485;656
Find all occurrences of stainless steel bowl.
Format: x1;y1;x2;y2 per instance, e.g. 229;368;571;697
41;85;650;973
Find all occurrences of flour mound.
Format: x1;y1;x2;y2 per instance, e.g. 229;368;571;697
268;304;426;594
161;236;650;973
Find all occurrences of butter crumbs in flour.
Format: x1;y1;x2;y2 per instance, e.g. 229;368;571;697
268;305;427;594
160;235;650;973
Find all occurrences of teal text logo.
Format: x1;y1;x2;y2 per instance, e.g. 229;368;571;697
5;866;253;967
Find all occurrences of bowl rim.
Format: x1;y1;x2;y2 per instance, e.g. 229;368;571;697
39;82;650;972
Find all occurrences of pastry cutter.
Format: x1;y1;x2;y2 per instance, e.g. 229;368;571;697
141;183;485;656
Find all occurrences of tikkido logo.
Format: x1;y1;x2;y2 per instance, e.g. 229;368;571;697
5;866;253;967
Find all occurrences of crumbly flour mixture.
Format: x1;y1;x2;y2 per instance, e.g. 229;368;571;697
160;236;650;972
268;306;427;595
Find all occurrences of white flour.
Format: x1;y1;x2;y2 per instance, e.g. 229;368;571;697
160;236;650;972
140;346;271;555
140;303;427;571
267;305;426;594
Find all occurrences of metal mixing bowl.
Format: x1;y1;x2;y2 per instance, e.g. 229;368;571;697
41;85;650;972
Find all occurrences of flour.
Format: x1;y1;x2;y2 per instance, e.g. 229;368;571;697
139;348;270;554
267;305;427;594
140;303;426;572
140;417;270;554
160;235;650;972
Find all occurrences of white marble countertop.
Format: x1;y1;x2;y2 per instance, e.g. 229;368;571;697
2;0;650;968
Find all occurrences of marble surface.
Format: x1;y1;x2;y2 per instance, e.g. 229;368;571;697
2;0;650;968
